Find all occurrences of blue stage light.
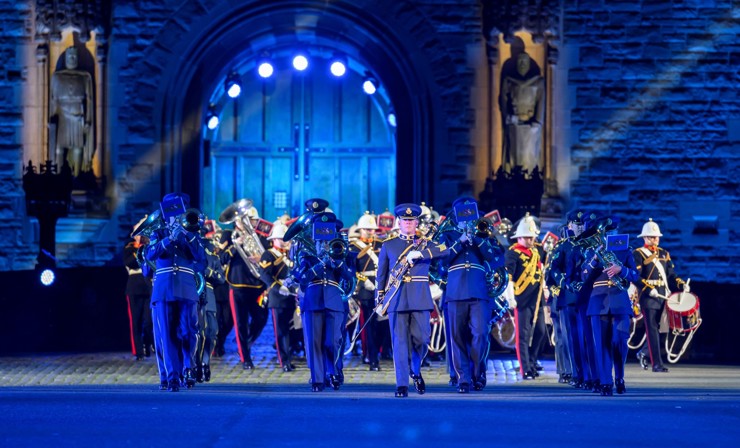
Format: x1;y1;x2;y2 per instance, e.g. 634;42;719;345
40;268;55;286
362;77;378;95
258;61;274;78
293;54;309;71
207;114;219;130
387;112;397;127
225;72;242;98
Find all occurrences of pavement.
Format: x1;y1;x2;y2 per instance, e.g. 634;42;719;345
2;328;740;447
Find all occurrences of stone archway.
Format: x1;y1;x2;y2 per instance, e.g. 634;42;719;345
123;0;467;209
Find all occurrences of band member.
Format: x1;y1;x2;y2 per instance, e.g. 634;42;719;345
440;197;506;393
548;210;588;387
146;193;207;392
213;230;233;358
543;228;572;384
220;205;268;370
350;211;383;371
375;203;449;398
123;216;154;361
194;231;225;383
633;219;689;373
504;214;546;380
581;215;640;396
294;212;355;392
258;223;298;372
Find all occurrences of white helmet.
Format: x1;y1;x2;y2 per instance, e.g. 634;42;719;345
511;214;540;238
637;218;662;238
267;223;288;240
245;206;259;219
357;211;378;230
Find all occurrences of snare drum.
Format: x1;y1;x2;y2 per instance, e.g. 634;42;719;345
665;291;701;333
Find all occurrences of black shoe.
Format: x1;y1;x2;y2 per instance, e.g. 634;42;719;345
395;386;409;398
243;360;255;370
533;369;540;377
167;379;180;392
522;371;535;380
411;374;426;394
591;380;602;393
311;382;325;392
135;355;144;361
282;365;293;372
369;362;380;371
457;382;470;394
570;379;583;389
289;363;296;370
159;380;168;391
203;365;211;382
448;377;458;387
195;365;205;383
328;374;341;390
638;352;649;370
601;383;614;396
183;368;196;389
615;378;626;394
652;365;669;373
473;373;486;391
535;362;544;371
337;370;345;386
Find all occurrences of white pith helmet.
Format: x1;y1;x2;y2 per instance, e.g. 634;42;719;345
511;213;540;238
267;223;288;240
357;211;379;230
637;218;663;238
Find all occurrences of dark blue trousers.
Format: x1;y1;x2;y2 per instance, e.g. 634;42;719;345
389;311;430;387
590;313;630;385
302;309;344;384
448;299;489;384
152;300;198;382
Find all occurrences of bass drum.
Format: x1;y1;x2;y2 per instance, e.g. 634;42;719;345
491;308;517;351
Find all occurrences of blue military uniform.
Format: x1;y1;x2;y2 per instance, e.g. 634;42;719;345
195;238;224;382
147;193;207;391
294;213;355;391
581;216;640;396
375;203;449;396
439;196;505;392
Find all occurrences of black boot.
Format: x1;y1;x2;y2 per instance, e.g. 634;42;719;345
600;383;614;396
183;368;196;389
195;365;204;383
395;386;409;398
615;378;626;394
167;379;180;392
203;365;211;382
411;373;426;394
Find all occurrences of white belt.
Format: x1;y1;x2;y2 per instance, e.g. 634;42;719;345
449;263;486;273
126;268;142;275
156;266;195;275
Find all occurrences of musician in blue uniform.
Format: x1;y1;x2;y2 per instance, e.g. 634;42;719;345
146;193;207;392
548;210;587;386
375;203;449;398
258;223;298;372
581;215;640;396
439;197;505;393
295;212;355;392
194;235;225;383
633;219;689;373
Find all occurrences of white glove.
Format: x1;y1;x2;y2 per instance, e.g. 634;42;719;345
363;279;376;291
502;280;517;309
279;285;291;296
683;279;691;294
406;250;423;264
649;288;659;298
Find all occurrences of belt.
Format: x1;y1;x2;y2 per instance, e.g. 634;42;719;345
593;280;616;288
449;262;485;273
308;279;340;288
645;279;665;286
360;271;376;277
155;266;195;275
127;268;142;275
402;275;428;283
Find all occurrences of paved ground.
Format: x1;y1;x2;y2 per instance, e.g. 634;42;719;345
1;331;739;447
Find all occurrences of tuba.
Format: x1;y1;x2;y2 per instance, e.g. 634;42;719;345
219;199;265;278
574;217;629;291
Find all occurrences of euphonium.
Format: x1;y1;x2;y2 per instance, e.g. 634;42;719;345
218;199;265;278
574;217;629;291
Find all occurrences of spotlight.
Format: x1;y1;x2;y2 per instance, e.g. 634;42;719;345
387;111;397;128
225;72;242;98
292;53;309;71
362;74;378;95
330;54;347;77
206;105;219;130
40;268;56;286
258;61;274;78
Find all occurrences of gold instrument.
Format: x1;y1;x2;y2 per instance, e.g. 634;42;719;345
574;217;629;291
219;199;265;278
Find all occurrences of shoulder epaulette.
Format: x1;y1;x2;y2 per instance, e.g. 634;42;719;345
382;235;398;243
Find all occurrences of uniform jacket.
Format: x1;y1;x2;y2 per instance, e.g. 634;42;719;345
295;254;355;312
219;237;266;290
258;247;296;309
202;241;225;312
123;240;152;297
375;233;449;312
147;228;207;304
505;243;545;309
582;247;640;316
350;238;382;303
439;230;505;302
633;245;684;310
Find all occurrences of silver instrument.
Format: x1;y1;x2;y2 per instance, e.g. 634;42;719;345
219;199;265;278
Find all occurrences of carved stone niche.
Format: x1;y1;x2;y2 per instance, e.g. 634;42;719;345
479;0;562;224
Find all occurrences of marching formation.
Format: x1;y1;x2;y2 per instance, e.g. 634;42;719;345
124;193;699;396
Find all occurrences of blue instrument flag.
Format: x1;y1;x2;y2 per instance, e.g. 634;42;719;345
606;233;629;252
312;221;337;241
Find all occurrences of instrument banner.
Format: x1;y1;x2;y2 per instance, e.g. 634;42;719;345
606;233;629;251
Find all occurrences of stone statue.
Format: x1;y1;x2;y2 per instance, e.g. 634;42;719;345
49;46;94;177
500;52;545;173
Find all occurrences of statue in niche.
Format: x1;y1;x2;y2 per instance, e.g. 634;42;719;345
49;46;94;178
500;38;545;174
